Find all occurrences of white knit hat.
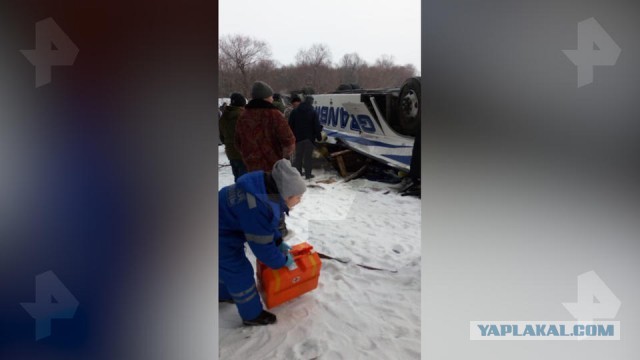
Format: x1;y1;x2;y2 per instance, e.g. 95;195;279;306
271;159;307;198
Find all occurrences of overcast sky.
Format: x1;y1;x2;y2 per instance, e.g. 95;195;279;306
219;0;421;72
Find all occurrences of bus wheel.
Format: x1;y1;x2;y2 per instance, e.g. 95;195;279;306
398;77;421;136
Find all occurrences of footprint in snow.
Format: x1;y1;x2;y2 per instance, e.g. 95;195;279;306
290;307;309;320
290;338;329;359
392;244;404;254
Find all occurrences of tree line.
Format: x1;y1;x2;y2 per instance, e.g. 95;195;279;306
219;34;419;98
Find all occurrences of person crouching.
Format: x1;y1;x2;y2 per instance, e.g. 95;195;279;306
218;159;307;325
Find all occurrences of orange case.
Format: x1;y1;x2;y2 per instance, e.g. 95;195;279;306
256;242;322;309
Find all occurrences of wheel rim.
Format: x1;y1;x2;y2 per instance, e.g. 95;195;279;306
401;90;419;118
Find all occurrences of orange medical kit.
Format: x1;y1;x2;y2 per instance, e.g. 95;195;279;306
256;242;322;309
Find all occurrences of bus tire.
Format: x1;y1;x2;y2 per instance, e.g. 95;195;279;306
398;77;421;136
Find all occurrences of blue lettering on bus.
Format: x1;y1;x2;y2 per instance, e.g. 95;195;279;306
315;106;376;133
349;114;361;131
339;108;349;128
340;108;351;129
328;106;340;127
320;106;329;125
356;115;375;133
315;106;325;125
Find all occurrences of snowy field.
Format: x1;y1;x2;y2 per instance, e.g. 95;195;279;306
218;147;421;359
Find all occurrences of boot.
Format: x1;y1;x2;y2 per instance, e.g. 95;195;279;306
243;310;277;326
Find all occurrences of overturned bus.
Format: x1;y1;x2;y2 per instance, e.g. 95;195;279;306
296;77;420;174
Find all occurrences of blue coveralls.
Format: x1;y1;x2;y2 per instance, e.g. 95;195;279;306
218;171;288;320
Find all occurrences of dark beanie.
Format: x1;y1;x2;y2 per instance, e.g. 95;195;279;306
229;92;246;107
291;95;302;103
304;95;314;104
251;81;274;99
271;159;307;198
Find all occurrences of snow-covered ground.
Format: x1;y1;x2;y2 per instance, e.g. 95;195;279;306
218;147;421;359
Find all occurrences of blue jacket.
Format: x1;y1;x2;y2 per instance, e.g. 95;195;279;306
219;171;288;269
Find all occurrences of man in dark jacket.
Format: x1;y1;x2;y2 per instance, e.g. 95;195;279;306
288;96;323;179
219;159;307;325
235;81;296;172
219;93;247;181
284;95;301;121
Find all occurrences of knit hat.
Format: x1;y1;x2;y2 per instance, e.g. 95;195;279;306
290;95;302;103
251;81;274;99
304;95;314;104
229;92;246;107
271;159;307;198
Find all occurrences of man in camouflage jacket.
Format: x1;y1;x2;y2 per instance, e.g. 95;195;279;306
219;92;247;181
272;93;286;113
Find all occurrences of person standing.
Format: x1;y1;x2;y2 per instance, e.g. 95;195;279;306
219;93;248;181
219;102;228;117
288;96;323;179
235;81;297;236
284;95;301;121
401;123;421;197
235;81;296;172
272;93;286;113
219;159;307;325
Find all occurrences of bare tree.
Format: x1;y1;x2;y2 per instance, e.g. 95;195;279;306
374;54;395;68
294;43;334;91
295;43;333;67
359;54;415;87
338;52;367;85
217;34;418;96
219;34;272;95
250;59;277;84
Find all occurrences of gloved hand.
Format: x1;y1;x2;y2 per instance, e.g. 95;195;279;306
284;253;294;268
278;241;291;254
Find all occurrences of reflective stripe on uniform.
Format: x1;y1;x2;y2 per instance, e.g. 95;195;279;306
229;284;256;298
234;290;258;304
227;185;247;206
245;233;273;244
230;284;258;305
246;193;257;209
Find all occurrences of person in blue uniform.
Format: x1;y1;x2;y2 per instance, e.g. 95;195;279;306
218;159;307;325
